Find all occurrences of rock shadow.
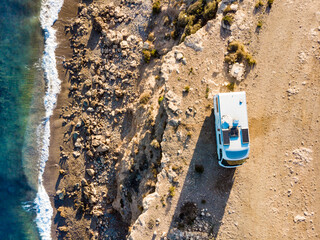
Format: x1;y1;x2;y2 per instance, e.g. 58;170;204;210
87;28;100;50
167;110;235;239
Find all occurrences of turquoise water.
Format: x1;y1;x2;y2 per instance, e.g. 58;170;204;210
0;0;43;239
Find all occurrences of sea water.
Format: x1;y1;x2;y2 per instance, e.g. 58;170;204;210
0;0;63;239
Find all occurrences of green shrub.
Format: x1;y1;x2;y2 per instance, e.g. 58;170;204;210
174;0;218;43
222;14;234;25
205;86;209;98
245;54;257;66
169;186;176;197
257;20;263;28
227;41;244;53
225;41;256;66
187;0;204;15
152;0;161;14
158;95;164;104
150;49;157;57
255;0;264;9
267;0;274;7
177;11;188;27
142;49;151;63
190;22;202;34
184;85;190;92
227;82;235;91
204;1;217;21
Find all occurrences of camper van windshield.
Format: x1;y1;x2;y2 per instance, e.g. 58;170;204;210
225;149;249;160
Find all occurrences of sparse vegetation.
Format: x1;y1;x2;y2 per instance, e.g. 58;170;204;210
255;0;264;9
267;0;274;7
142;49;151;63
169;185;176;197
245;53;257;66
158;95;164;104
161;195;166;207
205;86;209;98
142;49;157;63
184;85;190;93
257;20;263;28
224;41;256;66
227;82;235;91
150;49;157;57
173;0;218;42
147;219;155;229
188;67;194;75
195;164;204;173
222;14;234;26
187;131;192;138
139;92;151;104
152;0;161;14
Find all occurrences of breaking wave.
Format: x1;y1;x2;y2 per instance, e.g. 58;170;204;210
34;0;64;239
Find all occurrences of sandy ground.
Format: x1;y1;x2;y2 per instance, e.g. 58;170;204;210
43;0;79;238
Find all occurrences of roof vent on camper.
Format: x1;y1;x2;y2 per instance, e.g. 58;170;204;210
221;115;233;129
233;119;239;127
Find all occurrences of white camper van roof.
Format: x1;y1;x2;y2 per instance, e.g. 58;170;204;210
218;91;248;129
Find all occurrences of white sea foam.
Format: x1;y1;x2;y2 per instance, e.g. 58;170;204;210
35;0;64;239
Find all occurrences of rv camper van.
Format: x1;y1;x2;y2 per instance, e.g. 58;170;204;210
213;92;250;168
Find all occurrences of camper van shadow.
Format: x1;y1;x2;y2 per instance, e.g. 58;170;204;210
167;110;235;239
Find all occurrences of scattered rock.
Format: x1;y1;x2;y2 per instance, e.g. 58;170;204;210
86;169;95;177
175;52;184;61
58;226;68;232
73;151;81;158
56;189;66;200
294;215;306;223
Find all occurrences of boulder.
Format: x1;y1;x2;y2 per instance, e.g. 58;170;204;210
96;144;109;153
229;62;245;81
86;169;95;177
56;189;66;200
73;151;81;158
175;52;184;61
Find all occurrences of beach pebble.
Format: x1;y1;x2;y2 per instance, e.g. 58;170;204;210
73;151;81;158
